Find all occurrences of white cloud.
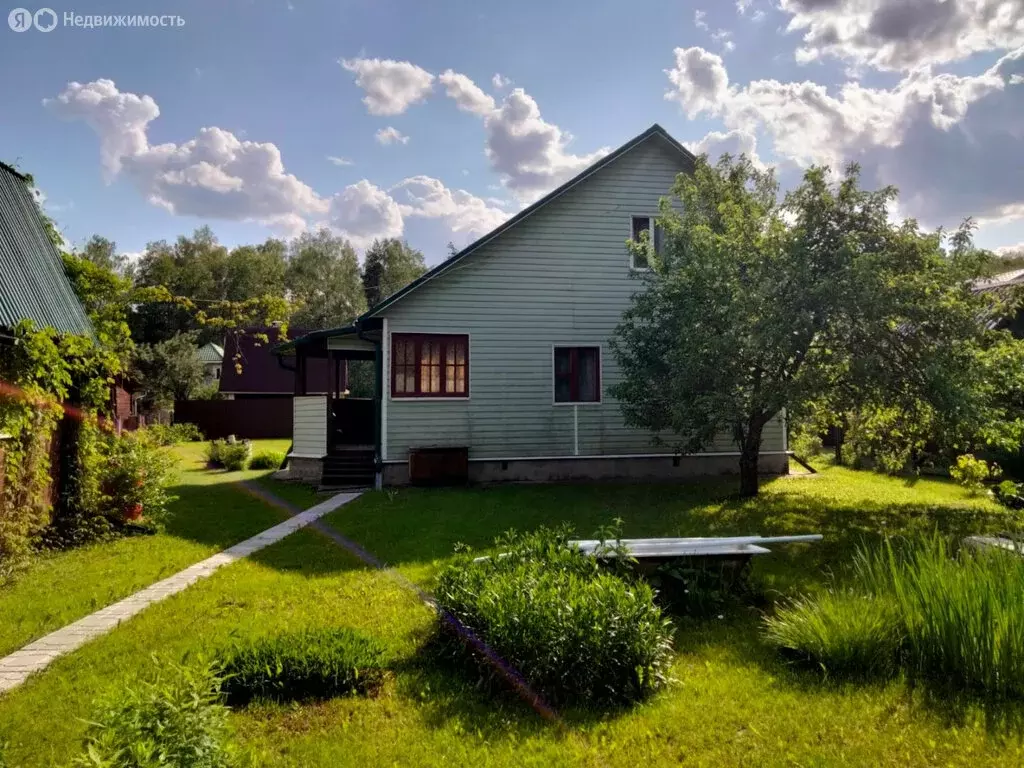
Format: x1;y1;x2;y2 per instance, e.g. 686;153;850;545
492;73;512;89
780;0;1024;71
665;45;1024;227
375;126;409;145
688;129;766;169
392;175;509;237
736;0;752;14
664;47;731;118
439;70;496;115
340;57;434;115
695;10;709;30
712;29;736;52
46;79;411;244
327;155;354;166
325;180;404;248
996;241;1024;255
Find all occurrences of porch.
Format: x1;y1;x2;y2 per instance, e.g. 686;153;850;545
278;319;384;488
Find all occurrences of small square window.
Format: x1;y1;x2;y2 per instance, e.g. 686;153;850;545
630;216;663;270
554;346;601;404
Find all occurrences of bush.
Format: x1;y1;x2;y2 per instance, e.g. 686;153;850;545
74;660;231;768
101;431;178;525
764;590;901;679
949;453;999;495
249;451;284;470
206;437;251;471
144;423;204;446
433;526;674;706
218;628;386;706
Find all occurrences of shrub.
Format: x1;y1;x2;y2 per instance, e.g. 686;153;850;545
145;423;204;446
764;590;901;679
101;431;178;526
74;660;231;768
218;628;386;706
433;526;674;706
249;451;284;470
206;438;251;471
995;479;1024;509
949;453;999;495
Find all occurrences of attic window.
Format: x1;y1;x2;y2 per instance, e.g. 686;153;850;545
630;216;663;270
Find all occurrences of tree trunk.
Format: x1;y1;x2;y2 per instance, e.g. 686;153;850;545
738;419;766;497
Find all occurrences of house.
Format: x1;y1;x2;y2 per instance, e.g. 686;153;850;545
275;125;789;488
219;327;330;399
197;341;224;384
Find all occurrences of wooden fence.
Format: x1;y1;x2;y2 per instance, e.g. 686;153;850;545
173;398;293;440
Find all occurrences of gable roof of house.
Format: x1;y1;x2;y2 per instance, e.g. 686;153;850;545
278;124;695;354
197;342;224;364
0;162;92;336
362;123;695;320
220;327;331;394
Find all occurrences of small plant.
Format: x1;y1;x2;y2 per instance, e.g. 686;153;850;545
249;451;284;470
949;453;999;495
433;525;674;706
218;628;386;706
994;479;1024;509
206;438;251;471
74;659;231;768
765;590;901;679
101;431;177;525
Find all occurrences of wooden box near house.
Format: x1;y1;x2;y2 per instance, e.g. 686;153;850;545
409;447;469;486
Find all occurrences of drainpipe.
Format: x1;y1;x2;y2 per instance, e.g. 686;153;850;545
356;319;384;490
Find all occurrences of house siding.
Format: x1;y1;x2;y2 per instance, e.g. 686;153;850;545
380;135;786;463
292;396;327;457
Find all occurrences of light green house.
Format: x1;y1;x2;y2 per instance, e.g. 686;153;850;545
278;125;788;487
197;342;224;383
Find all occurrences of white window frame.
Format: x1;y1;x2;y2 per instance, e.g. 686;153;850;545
551;343;603;406
629;215;658;271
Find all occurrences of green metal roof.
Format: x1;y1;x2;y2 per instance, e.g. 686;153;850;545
197;342;224;363
0;163;92;336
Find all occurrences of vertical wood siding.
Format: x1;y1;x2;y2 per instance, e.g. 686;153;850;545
381;135;786;461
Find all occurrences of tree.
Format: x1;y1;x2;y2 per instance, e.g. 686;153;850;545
61;251;134;368
362;238;427;307
285;229;366;329
611;155;1018;496
132;334;206;408
80;235;128;274
224;239;287;301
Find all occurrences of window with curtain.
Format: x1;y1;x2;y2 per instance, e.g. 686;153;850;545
391;333;469;398
553;346;601;403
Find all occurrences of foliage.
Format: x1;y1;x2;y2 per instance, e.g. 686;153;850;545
100;431;177;526
249;451;284;470
218;628;386;706
73;659;231;768
611;154;1021;495
80;234;130;275
361;238;427;307
206;439;251;471
132;335;206;409
61;250;134;368
189;382;222;401
995;479;1024;509
433;526;674;706
949;454;999;495
143;423;204;446
286;229;366;329
765;590;901;679
789;423;827;461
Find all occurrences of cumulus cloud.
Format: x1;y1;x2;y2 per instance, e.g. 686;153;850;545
996;241;1024;255
665;47;731;118
46;79;411;244
392;175;510;238
340;57;434;115
780;0;1024;71
667;45;1024;227
375;126;410;145
687;129;766;169
439;70;496;115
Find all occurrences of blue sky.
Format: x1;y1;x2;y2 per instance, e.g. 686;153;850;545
2;0;1022;266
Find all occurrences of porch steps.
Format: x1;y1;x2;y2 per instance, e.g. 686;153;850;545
320;449;375;489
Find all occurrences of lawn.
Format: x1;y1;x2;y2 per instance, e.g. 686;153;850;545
0;438;301;658
2;465;1024;766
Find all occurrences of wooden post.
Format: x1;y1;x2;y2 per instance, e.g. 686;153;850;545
341;359;349;396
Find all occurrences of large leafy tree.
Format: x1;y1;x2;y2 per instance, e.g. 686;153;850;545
285;229;366;329
361;238;427;307
131;334;206;408
611;155;1021;496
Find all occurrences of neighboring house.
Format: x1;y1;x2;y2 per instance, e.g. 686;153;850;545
974;268;1024;336
276;125;789;488
197;341;224;383
219;327;329;399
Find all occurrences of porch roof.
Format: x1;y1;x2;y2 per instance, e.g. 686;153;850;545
273;317;382;359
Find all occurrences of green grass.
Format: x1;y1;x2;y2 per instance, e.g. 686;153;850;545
0;439;294;658
2;465;1024;766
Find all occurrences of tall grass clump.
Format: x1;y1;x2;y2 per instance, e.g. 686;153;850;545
74;659;231;768
433;526;674;707
219;628;386;706
767;534;1024;699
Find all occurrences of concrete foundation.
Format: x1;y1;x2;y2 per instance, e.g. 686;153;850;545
287;456;324;483
381;453;789;486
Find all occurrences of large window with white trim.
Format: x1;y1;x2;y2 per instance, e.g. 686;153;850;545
391;333;469;398
553;346;601;404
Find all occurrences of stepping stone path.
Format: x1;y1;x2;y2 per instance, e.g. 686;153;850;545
0;490;361;694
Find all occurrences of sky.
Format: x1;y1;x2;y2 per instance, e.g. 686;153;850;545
1;0;1022;267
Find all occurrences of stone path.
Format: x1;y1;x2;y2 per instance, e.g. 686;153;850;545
0;490;362;694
